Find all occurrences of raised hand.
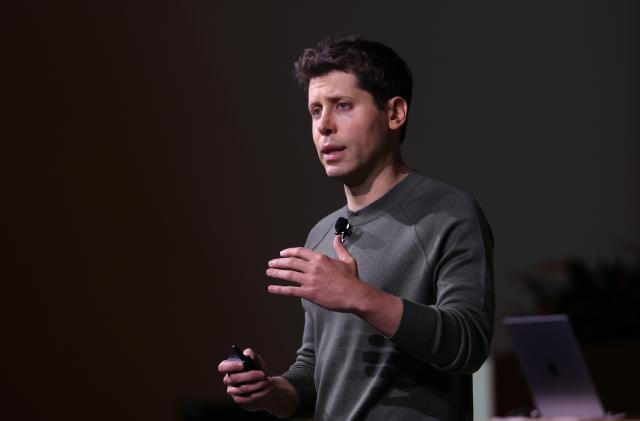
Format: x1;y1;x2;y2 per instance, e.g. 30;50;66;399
266;235;371;312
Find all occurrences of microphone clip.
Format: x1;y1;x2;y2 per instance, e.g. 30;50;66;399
334;217;352;244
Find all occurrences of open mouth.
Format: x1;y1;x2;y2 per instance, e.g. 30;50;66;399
321;145;346;156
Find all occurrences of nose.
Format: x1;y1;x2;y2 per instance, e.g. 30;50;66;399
317;110;335;137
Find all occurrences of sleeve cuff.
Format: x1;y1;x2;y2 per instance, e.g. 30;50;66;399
281;372;316;418
388;298;441;363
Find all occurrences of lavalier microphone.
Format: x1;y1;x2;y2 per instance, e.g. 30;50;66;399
334;217;352;243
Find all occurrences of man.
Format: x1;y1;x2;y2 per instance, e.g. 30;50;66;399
218;36;494;420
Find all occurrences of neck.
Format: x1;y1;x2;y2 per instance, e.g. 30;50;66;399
344;155;410;212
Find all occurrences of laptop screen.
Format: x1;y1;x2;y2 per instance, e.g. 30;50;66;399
503;314;605;418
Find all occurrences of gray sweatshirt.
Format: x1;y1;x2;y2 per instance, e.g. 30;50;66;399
282;171;494;421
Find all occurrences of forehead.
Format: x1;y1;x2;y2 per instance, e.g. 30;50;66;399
307;71;363;102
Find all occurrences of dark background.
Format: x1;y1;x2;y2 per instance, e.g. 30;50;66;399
6;1;639;420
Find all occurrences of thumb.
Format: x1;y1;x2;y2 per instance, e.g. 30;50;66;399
244;348;267;372
333;234;353;262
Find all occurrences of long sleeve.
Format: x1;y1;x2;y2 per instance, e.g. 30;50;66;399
281;307;317;417
389;197;494;373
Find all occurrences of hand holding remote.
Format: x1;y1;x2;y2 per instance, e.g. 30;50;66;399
218;345;277;413
217;346;299;417
229;344;260;372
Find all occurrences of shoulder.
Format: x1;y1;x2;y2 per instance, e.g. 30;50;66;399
304;206;346;250
401;172;494;249
401;173;482;221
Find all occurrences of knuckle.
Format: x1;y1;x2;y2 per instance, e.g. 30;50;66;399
307;290;318;302
309;266;321;278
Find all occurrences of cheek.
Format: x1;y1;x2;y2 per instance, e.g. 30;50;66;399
344;110;380;135
349;119;381;147
364;116;388;143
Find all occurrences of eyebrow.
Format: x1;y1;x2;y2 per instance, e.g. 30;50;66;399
308;96;354;108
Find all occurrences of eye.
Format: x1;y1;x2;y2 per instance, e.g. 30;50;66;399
310;107;322;119
336;102;351;111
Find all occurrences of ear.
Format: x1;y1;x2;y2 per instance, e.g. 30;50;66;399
386;96;408;131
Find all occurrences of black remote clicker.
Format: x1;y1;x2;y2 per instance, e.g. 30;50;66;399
229;345;260;372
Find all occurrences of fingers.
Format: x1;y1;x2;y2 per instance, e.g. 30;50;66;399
231;383;272;412
243;347;257;360
266;267;305;284
267;284;305;297
243;348;266;371
218;359;245;375
267;256;308;272
266;250;314;284
225;370;273;410
233;383;269;397
279;247;316;261
220;348;273;413
228;378;272;397
224;369;268;388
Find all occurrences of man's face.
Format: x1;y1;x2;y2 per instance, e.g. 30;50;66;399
307;71;392;183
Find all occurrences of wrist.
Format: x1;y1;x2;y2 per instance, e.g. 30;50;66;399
351;282;380;316
352;285;403;337
265;376;299;418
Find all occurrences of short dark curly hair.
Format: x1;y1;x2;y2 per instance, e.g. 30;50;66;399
293;35;413;142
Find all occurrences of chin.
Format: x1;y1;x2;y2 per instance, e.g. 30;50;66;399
324;167;364;186
323;165;349;179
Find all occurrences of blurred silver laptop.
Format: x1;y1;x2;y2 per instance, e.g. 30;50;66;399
503;314;618;418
